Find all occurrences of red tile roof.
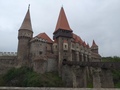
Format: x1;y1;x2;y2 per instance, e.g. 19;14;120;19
83;41;87;47
86;43;90;48
72;33;83;44
53;39;57;43
53;7;72;34
37;32;53;43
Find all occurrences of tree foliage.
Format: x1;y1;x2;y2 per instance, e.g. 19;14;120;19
0;66;64;87
102;56;120;88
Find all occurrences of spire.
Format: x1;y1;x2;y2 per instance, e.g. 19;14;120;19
53;7;72;34
86;43;90;48
20;5;32;31
91;40;98;48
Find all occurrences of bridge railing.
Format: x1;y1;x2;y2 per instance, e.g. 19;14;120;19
62;61;120;69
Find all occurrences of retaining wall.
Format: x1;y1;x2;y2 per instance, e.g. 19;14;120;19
0;56;17;74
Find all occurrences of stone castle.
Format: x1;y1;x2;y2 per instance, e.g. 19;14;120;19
0;6;115;88
17;6;101;72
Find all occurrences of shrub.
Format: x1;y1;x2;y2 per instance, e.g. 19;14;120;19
1;66;64;87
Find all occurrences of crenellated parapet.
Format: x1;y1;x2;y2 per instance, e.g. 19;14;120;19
0;52;17;56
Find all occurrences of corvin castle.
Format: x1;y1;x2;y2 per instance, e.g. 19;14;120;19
0;6;115;88
17;6;101;69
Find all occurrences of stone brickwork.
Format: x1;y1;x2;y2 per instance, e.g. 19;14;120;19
0;56;17;74
62;65;87;88
33;58;57;74
92;68;114;88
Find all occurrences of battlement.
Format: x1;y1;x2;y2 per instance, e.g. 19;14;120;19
0;52;17;56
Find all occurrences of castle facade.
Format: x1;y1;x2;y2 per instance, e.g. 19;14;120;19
0;6;115;88
17;7;101;74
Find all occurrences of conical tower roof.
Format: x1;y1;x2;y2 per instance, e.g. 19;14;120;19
91;40;98;48
20;5;32;31
53;7;72;34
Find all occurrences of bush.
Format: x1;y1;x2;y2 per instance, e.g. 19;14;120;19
0;66;64;87
102;56;120;62
0;74;5;86
102;56;120;88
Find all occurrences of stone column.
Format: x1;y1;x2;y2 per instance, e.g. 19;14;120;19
100;69;114;88
79;52;81;61
86;55;90;80
85;54;88;62
62;65;73;87
93;68;101;88
81;53;84;62
75;67;87;88
76;51;79;62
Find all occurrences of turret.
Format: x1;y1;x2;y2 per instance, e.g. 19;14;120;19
91;40;98;54
53;7;73;75
17;5;33;67
53;7;73;39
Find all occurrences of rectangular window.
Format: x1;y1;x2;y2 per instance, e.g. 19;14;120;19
65;45;67;48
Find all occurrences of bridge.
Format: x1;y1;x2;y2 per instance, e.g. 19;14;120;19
61;60;120;88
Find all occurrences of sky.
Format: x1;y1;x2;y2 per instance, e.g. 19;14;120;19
0;0;120;57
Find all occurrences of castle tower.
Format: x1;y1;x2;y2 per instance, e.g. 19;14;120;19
53;7;73;75
91;40;98;54
17;6;33;67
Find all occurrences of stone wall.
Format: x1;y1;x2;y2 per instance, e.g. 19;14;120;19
62;65;87;88
92;68;114;88
0;87;119;90
33;58;57;74
0;56;17;74
0;52;17;56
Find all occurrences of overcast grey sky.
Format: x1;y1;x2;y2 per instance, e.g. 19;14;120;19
0;0;120;57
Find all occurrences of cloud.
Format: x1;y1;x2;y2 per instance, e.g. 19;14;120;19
0;0;120;57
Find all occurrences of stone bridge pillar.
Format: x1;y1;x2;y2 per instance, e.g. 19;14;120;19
92;68;114;88
62;65;87;88
62;65;74;87
93;68;101;88
100;69;114;88
75;67;87;88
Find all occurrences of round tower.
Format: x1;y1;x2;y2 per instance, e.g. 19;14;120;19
17;6;33;67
